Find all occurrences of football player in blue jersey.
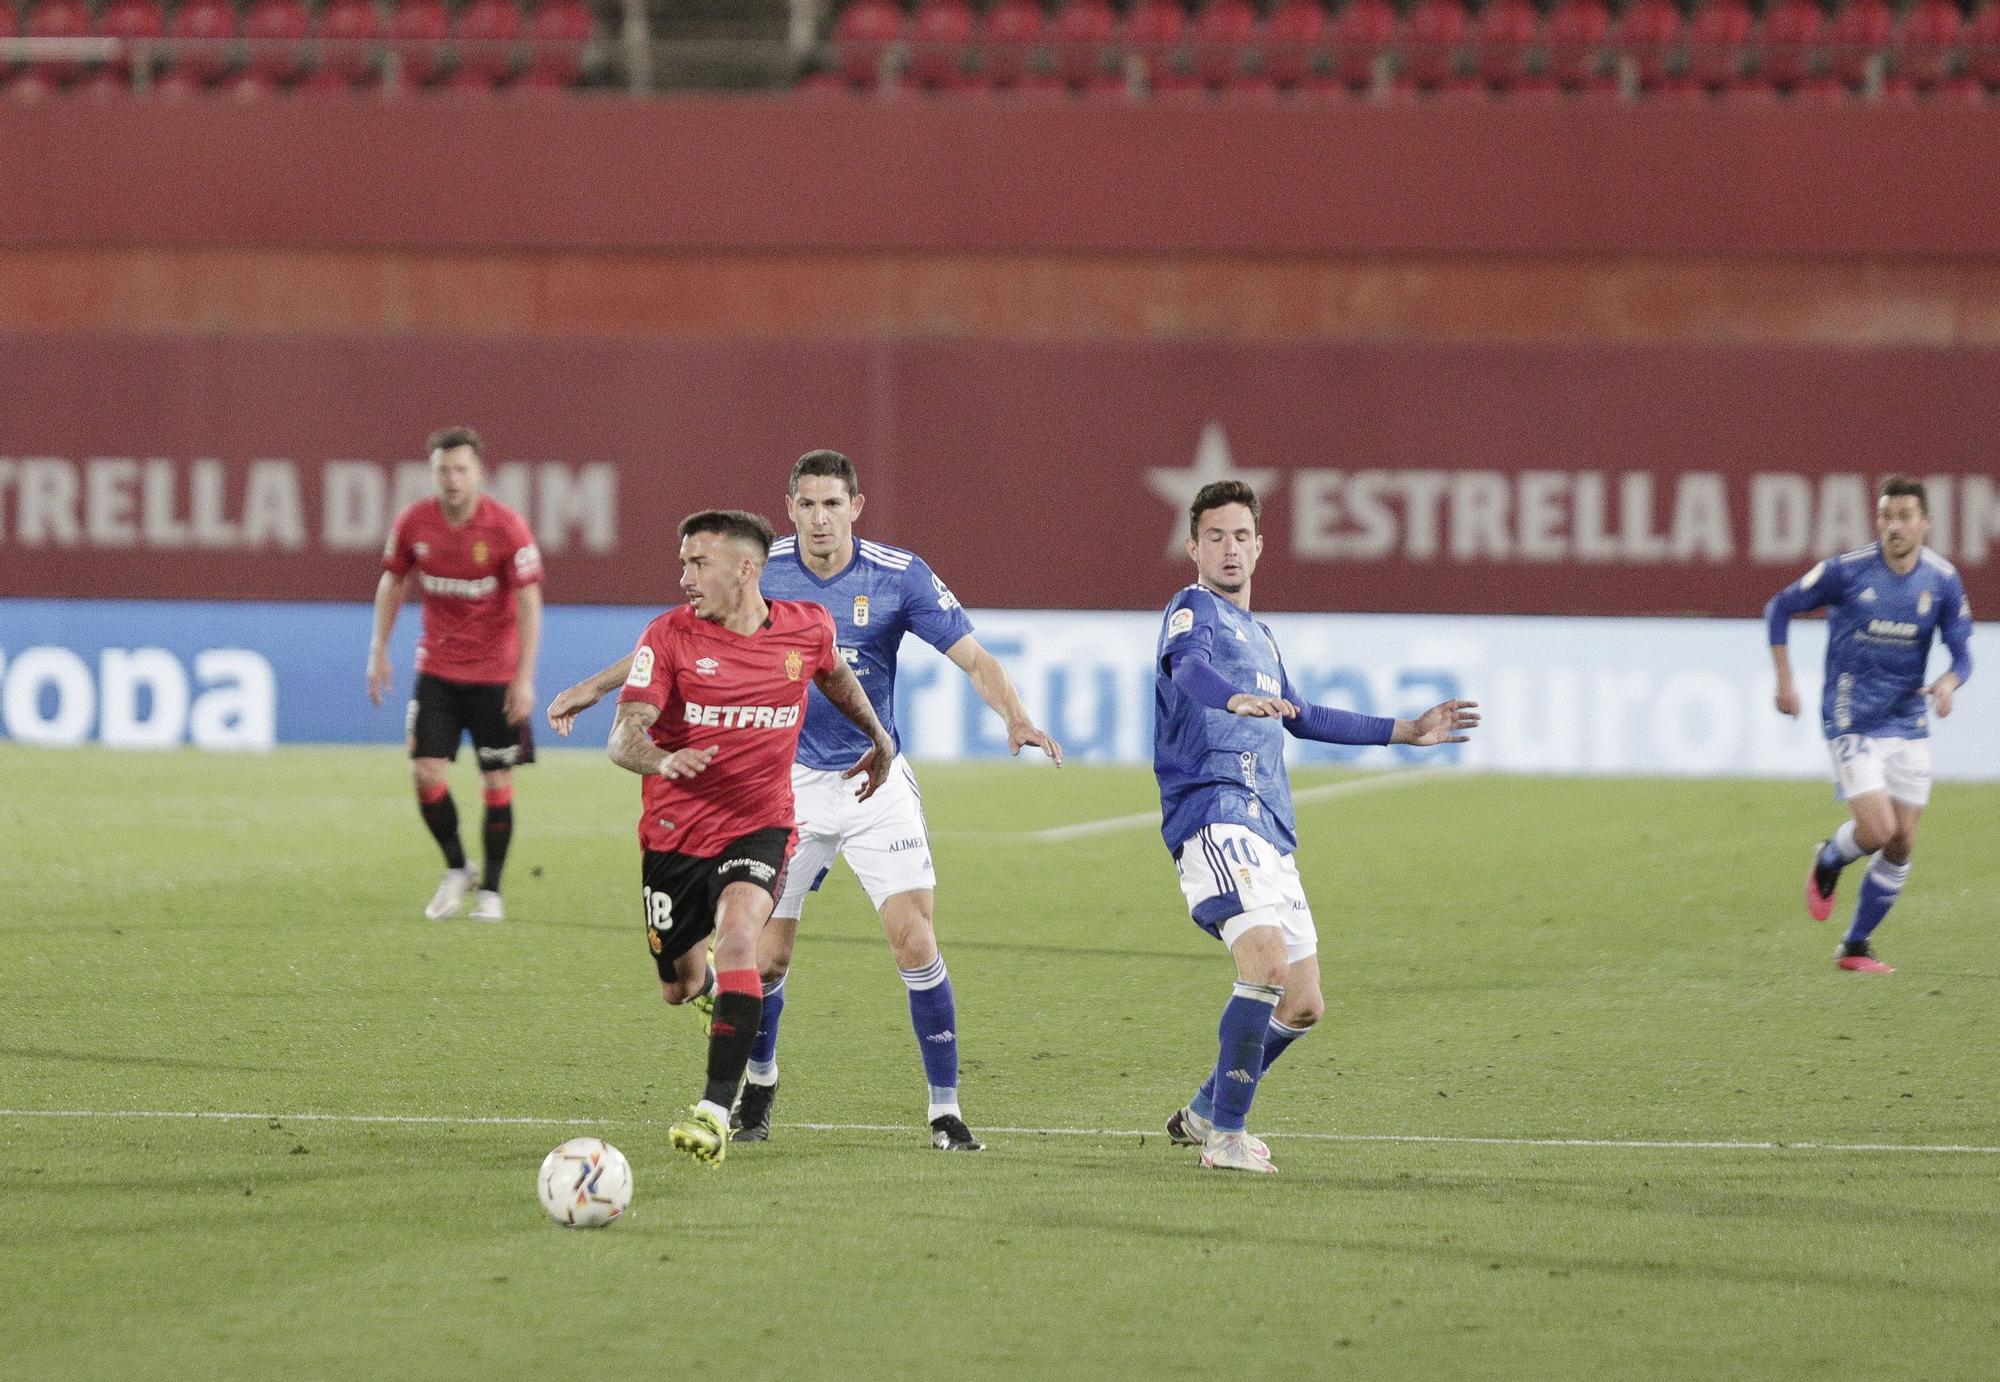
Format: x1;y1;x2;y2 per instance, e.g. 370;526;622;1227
547;450;1061;1152
1766;475;1974;975
1155;479;1478;1173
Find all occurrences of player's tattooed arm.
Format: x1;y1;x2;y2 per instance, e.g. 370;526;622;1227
608;701;715;780
813;659;896;802
547;654;638;735
945;634;1064;766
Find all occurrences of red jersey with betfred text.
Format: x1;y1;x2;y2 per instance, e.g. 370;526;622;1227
384;495;543;685
617;599;838;858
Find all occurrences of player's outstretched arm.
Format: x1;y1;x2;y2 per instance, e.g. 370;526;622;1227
367;570;408;705
547;654;637;736
944;634;1063;766
607;702;715;780
1390;699;1481;747
813;660;895;802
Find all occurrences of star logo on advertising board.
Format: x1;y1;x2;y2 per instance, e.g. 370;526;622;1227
1143;422;1280;558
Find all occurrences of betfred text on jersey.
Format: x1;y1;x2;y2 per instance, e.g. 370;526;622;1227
682;702;804;730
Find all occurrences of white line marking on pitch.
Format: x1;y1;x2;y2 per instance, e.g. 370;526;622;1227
1026;766;1460;842
3;1109;1996;1155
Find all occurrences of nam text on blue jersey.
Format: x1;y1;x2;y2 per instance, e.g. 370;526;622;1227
762;536;975;771
1153;584;1301;856
1765;543;1974;740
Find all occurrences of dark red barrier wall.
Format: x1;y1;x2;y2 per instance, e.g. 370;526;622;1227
6;332;1996;616
5;100;2000;255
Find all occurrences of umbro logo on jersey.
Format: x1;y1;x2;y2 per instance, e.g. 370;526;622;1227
695;657;720;676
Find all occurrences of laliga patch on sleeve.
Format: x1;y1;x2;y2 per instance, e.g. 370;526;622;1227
514;544;542;576
1801;561;1826;589
626;646;655;689
1168;607;1195;637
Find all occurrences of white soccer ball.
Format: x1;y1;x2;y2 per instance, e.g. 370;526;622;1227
537;1137;633;1228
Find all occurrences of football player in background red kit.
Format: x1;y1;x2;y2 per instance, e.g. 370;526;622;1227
367;427;543;923
608;509;892;1167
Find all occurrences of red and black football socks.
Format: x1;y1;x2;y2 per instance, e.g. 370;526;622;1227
481;783;514;892
417;781;467;870
702;968;764;1110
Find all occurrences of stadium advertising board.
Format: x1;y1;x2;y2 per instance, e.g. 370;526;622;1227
3;600;1992;780
3;335;1996;618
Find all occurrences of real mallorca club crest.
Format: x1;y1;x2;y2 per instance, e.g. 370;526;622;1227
473;540;490;566
853;595;871;627
785;650;804;681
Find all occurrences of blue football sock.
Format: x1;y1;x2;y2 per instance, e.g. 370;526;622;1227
1208;982;1282;1133
1844;856;1909;948
745;975;785;1084
1818;820;1866;874
1190;1016;1309;1121
901;957;960;1116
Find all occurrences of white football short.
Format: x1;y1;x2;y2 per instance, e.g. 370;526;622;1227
775;755;937;917
1827;733;1932;807
1173;823;1318;963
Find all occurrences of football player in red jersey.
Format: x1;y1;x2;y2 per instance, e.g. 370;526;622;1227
367;427;543;923
609;509;893;1167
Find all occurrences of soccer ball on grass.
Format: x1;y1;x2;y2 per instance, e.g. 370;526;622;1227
537;1137;632;1227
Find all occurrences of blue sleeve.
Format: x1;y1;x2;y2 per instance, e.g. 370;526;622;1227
1765;557;1848;646
1169;646;1241;710
1279;662;1395;746
1157;590;1218;675
1942;576;1974;684
902;556;976;654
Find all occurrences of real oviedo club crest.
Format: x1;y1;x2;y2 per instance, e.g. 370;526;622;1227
853;595;871;627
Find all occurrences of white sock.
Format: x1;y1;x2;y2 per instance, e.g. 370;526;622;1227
1829;819;1866;865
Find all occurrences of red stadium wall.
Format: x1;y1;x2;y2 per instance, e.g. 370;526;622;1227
8;332;1997;617
4;101;2000;342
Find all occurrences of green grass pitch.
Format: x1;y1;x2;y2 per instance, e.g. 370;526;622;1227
3;746;1998;1380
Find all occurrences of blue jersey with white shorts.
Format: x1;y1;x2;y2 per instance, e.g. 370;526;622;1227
1153;584;1301;857
1765;543;1974;740
762;536;975;772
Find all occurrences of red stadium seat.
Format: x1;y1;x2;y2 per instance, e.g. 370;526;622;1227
1544;0;1612;88
831;0;898;88
1614;0;1684;90
1757;0;1824;88
1183;0;1257;90
1825;0;1890;86
1327;0;1397;90
903;0;975;90
168;0;237;83
240;0;307;83
1966;2;2000;87
1047;0;1119;90
1684;0;1751;88
453;0;523;86
312;0;379;85
1398;0;1470;91
525;0;590;85
975;0;1043;88
1471;0;1540;89
1890;0;1961;91
23;0;93;84
1261;0;1325;89
1118;0;1186;89
387;0;450;86
97;0;166;80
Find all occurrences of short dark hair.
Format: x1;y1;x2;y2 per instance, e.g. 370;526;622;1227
427;426;485;458
789;449;860;497
1189;479;1260;539
679;509;776;558
1880;474;1929;514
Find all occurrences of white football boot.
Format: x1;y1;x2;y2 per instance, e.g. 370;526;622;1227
468;890;505;922
424;867;479;920
1201;1129;1279;1174
1169;1105;1270;1161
